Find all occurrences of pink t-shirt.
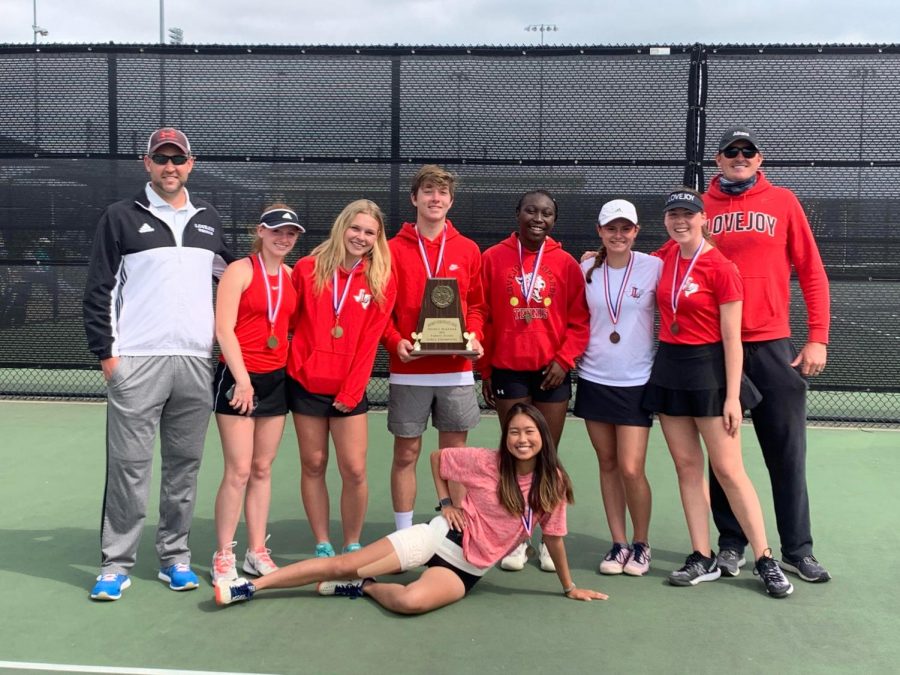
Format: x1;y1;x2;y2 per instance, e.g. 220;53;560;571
440;447;568;568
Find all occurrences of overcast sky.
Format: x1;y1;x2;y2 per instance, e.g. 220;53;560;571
2;0;898;46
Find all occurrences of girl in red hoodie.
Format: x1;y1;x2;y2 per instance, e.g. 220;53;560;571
287;199;396;558
480;189;590;571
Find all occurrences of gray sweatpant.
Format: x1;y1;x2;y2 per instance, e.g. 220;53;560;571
100;355;213;575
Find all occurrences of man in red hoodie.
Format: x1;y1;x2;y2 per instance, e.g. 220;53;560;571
706;126;832;583
382;165;487;531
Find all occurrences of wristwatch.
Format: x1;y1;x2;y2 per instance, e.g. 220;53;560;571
434;497;453;511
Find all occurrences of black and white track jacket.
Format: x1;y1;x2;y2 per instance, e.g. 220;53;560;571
83;189;235;360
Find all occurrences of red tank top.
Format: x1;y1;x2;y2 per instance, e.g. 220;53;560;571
221;256;298;373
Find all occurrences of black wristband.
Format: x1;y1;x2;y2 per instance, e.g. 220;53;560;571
434;497;453;512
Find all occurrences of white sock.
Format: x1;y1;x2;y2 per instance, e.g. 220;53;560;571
394;511;414;530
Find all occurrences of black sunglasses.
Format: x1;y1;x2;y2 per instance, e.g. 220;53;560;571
721;146;759;159
150;153;190;165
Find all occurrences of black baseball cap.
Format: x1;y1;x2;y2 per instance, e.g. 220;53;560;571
717;126;760;152
664;190;704;213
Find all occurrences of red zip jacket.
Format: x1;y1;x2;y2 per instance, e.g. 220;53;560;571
705;171;830;343
288;256;397;409
382;220;486;376
480;233;589;377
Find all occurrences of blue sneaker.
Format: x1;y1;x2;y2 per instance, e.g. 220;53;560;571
315;542;336;558
158;563;200;591
90;573;131;601
342;543;362;554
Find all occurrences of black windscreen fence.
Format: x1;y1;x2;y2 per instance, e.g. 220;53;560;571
1;44;897;426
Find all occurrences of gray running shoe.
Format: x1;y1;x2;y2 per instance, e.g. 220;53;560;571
779;554;831;583
716;548;747;577
754;553;794;598
668;551;721;586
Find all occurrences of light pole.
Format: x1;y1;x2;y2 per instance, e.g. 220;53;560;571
159;0;165;44
32;0;48;43
524;24;558;159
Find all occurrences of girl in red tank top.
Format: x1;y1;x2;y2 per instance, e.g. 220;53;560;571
211;204;303;584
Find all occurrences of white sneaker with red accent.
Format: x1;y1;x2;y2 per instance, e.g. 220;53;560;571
211;542;238;583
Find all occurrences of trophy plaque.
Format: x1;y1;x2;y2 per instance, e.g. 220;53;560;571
410;278;478;356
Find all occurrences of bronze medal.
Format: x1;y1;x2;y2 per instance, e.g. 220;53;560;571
609;331;620;344
523;310;532;324
331;325;344;339
266;335;279;349
670;321;680;335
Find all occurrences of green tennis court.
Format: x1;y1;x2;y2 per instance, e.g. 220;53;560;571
1;400;897;674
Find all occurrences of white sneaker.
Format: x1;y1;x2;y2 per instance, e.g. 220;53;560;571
211;542;238;583
539;542;556;572
598;542;632;575
500;542;528;571
243;536;279;576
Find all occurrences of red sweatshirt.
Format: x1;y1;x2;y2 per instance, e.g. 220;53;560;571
382;220;487;380
288;256;397;409
480;233;589;377
705;172;830;343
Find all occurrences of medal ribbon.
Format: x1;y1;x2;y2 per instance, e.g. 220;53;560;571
670;241;705;318
257;253;284;338
603;252;635;328
521;506;534;538
415;224;447;279
333;259;363;325
516;239;546;307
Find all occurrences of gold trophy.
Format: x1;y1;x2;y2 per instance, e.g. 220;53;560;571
410;278;478;356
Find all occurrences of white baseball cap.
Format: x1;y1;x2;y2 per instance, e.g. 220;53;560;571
598;199;639;226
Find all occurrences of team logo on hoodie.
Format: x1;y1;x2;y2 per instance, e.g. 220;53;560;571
353;288;372;310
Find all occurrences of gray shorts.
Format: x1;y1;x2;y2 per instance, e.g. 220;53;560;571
387;383;480;437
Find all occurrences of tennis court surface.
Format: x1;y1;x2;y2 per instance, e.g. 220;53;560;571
1;400;897;674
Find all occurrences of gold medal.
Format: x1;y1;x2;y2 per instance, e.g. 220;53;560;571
609;331;620;344
266;335;279;349
510;297;519;307
331;325;344;339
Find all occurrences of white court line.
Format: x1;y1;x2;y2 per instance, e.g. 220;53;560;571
0;662;279;675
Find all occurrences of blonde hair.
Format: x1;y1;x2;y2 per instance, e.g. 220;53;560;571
310;199;392;304
249;201;293;254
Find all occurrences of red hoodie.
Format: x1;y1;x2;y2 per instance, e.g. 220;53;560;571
382;220;487;380
705;171;830;343
288;256;397;409
480;233;589;376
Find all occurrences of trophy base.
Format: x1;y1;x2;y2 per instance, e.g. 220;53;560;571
409;349;480;358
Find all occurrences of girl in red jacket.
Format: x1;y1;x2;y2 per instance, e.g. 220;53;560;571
287;199;396;558
211;204;302;583
480;189;590;571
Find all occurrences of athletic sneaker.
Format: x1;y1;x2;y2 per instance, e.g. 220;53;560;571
539;542;556;572
500;542;528;571
754;552;794;598
243;547;278;576
315;542;336;558
90;573;131;601
342;543;362;554
623;542;651;576
716;548;747;577
212;542;238;583
158;563;200;591
598;542;632;575
668;551;721;586
317;578;371;598
779;554;831;583
215;577;256;606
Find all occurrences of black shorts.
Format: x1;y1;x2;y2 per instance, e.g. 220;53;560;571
642;342;761;417
286;375;368;417
425;528;482;594
213;362;287;417
490;368;572;404
573;378;653;427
